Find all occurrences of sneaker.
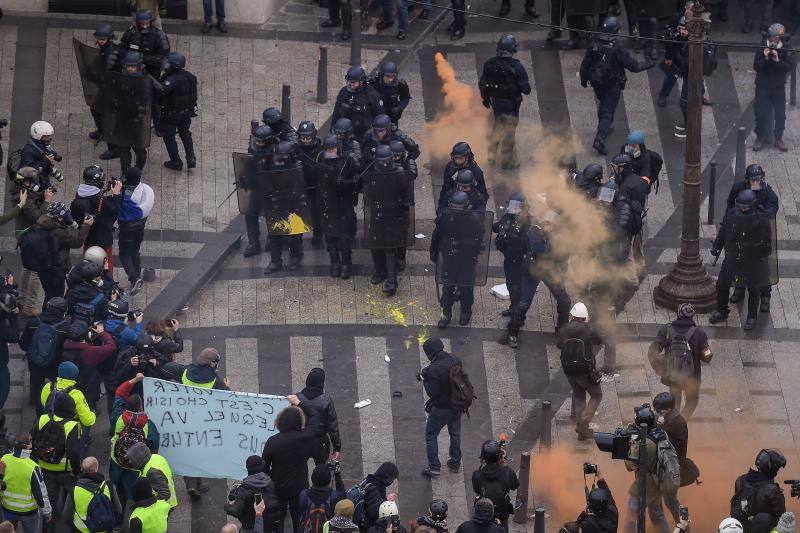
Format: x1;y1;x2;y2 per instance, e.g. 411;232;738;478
88;130;102;140
743;317;756;330
320;18;342;27
341;264;352;280
421;468;441;477
501;308;512;317
396;30;407;40
382;280;397;296
674;128;687;140
289;256;302;271
330;262;341;278
498;2;510;16
708;310;729;324
396;258;406;271
729;287;745;303
130;278;144;296
775;138;789;152
376;19;393;30
576;424;594;441
202;22;212;33
702;95;713;106
450;28;464;40
163;160;183;171
752;138;765;152
438;314;451;329
447;462;461;473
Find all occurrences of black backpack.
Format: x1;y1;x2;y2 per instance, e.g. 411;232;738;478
560;338;592;375
589;41;619;90
478;471;512;519
345;479;373;528
74;292;105;325
18;226;54;273
449;363;476;414
32;413;68;465
5;148;21;182
648;151;664;194
730;478;772;526
479;60;518;101
84;481;117;532
664;325;696;386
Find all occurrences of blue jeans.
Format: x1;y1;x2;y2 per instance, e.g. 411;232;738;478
593;84;622;140
659;74;679;100
623;494;670;533
381;0;408;28
425;406;462;471
203;0;226;23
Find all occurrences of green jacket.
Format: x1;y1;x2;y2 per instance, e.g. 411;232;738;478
626;437;660;505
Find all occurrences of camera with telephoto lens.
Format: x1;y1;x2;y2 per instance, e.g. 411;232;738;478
583;463;598;475
327;460;340;474
784;480;800;498
593;404;656;459
44;147;64;182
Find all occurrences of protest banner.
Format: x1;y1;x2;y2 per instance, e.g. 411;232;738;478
143;377;289;479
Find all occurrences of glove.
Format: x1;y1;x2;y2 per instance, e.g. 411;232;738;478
710;247;721;257
482;99;491;109
580;79;588;88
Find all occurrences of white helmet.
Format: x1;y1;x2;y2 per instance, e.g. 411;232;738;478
719;518;744;533
30;121;54;141
570;302;589;320
378;501;399;519
84;246;108;267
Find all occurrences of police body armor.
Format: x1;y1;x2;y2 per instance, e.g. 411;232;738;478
479;59;519;101
72;37;105;113
435;208;494;287
162;70;197;124
724;212;779;286
124;28;169;76
494;214;529;261
341;92;372;138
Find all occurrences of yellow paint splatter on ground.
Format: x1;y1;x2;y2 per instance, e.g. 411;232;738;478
366;291;432;348
271;213;311;234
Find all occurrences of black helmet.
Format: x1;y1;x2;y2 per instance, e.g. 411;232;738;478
135;9;154;25
745;164;765;181
450;141;473;164
47;202;70;220
275;141;295;158
372;114;391;136
345;66;366;82
600;16;621;35
166;52;186;71
381;61;399;76
480;439;502;463
94;23;114;39
429;499;448;521
755;449;787;477
107;299;129;318
633;404;656;428
497;34;519;57
334;118;353;138
297;121;317;143
449;191;470;209
136;333;155;351
389;140;406;160
262;107;283;126
322;134;339;151
79;260;103;282
610;153;632;178
582;164;604;183
83;164;105;188
45;297;68;316
736;189;756;209
587;488;611;513
254;125;274;141
456;169;476;188
375;145;395;171
652;392;676;412
123;51;143;68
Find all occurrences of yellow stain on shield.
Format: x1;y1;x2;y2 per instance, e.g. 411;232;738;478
271;213;311;234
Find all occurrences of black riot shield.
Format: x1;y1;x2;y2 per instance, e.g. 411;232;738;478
564;0;608;15
305;159;343;237
630;0;675;20
233;152;270;217
435;209;494;287
724;212;779;286
362;170;415;249
102;71;152;149
263;166;313;235
72;38;105;112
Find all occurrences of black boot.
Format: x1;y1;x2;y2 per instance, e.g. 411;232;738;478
329;252;341;278
708;310;729;324
243;239;262;257
264;262;282;275
370;272;386;284
340;240;353;280
289;256;302;271
458;309;472;326
729;286;745;303
382;279;397;296
186;154;197;169
592;137;607;155
760;294;771;313
438;312;452;328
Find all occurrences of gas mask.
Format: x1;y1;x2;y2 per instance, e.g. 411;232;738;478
625;144;642;158
507;199;523;215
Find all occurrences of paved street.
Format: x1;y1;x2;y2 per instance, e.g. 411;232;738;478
2;0;800;531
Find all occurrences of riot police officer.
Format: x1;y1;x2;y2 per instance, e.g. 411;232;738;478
479;35;531;169
753;23;793;153
492;192;531;317
544;0;592;50
390;140;417;272
332;66;385;140
262;107;299;144
437;169;487;214
441;142;489;201
368;145;406;296
120;10;170;79
610;153;648;284
575;164;603;199
710;190;774;330
361;114;420;167
368;62;411;127
155;52;197;171
497;0;537;18
620;130;663;194
242;126;275;258
499;211;571;348
297;121;324;244
265;142;305;274
580;17;653;156
116;52;150;174
20;121;62;188
88;23;122;159
332;118;362;170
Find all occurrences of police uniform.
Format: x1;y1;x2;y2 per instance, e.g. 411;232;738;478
119;23;170;79
157;56;197;170
492;212;530;314
332;85;385;140
361;128;420;166
316;147;360;279
368;73;411;126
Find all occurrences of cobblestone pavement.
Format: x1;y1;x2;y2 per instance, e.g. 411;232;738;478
3;0;800;531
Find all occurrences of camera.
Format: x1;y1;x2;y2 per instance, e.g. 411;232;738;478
593;404;655;459
784;480;800;498
327;460;340;474
104;177;121;192
679;506;689;521
127;309;143;322
583;463;598;475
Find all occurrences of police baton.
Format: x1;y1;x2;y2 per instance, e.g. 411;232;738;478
218;183;239;208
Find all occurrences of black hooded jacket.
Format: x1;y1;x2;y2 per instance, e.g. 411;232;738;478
422;349;461;409
70;189;122;249
363;463;398;527
471;463;519;521
261;404;319;496
733;469;786;528
296;368;342;452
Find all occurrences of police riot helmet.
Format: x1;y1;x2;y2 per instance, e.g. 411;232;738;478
253;125;274;142
79;260;103;282
449;191;470;209
450;142;473;165
652;392;676;412
480;439;502;463
755;449;787;477
389;140;407;161
609;153;632;178
123;51;144;68
429;499;448;521
735;189;756;210
345;66;367;82
507;192;525;214
633;404;656;428
135;9;154;28
136;333;155;352
322;134;339;151
456;169;476;188
274;141;295;163
93;23;114;40
372;114;391;137
375;145;395;171
334;118;353;138
84;246;108;267
600;16;621;35
745;164;765;181
496;34;519;57
381;61;399;77
582;164;604;183
262;107;283;126
82;164;106;188
297;121;317;144
166;52;186;71
587;488;611;513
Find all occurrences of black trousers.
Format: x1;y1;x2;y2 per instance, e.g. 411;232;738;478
716;258;760;319
39;269;66;311
268;235;303;264
371;249;398;282
117;145;148;174
161;116;196;163
326;234;353;266
440;285;474;315
119;227;145;284
451;0;466;29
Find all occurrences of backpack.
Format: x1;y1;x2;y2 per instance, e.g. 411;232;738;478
26;319;64;368
5;148;21;182
449;363;476;414
18;226;54;273
32;413;67;464
345;479;373;528
114;414;146;467
615;197;643;235
478;471;512;518
302;500;331;533
224;483;249;518
664;325;696;386
648;151;664;194
703;38;718;76
652;432;681;495
478;60;518;101
74;292;105;325
589;41;619;90
560;338;592;375
730;477;772;525
84;481;117;532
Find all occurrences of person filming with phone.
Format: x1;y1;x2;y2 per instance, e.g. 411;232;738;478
563;463;619;533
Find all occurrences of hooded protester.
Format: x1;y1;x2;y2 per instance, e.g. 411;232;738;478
361;462;400;528
225;455;282;533
731;449;787;530
117;167;154;295
70;164;123;274
455;499;505;533
299;464;345;525
123;442;177;510
471;441;519;531
296;368;342;465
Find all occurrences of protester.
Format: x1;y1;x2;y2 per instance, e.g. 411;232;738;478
0;433;52;533
123;477;171;533
62;456;122;532
225;455;281;533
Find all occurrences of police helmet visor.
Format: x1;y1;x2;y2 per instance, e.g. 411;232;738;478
457;182;472;192
452;154;467;166
598;185;616;204
96;37;110;45
299;133;314;144
374;126;388;139
507;199;523;214
382;73;398;85
138;20;151;30
346;79;362;91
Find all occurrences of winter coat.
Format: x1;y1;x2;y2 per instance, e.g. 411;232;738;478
123;445;173;504
226;472;282;530
261;404;320;497
755;46;793;91
35;215;91;274
648;317;710;384
151;331;183;362
299;483;345;521
726;180;779;216
734;469;786;529
421;350;461;409
62;331;117;367
556;320;605;374
70;186;122;249
661;409;688;459
471;464;519;521
297;390;342;452
576;479;618;533
65;281;109;322
455;519;506;533
363;471;394;527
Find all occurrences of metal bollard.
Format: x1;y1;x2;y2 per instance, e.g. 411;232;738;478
350;8;362;67
735;126;746;180
533;508;546;533
513;452;531;524
281;84;291;126
707;160;717;225
541;400;552;450
317;45;328;104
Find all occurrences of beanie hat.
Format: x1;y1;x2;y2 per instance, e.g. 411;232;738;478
58;361;79;380
124;166;142;186
422;337;444;359
305;368;326;388
677;302;696;320
777;512;796;533
335;499;355;518
311;464;332;487
195;347;220;366
67;322;89;342
132;477;153;501
246;455;265;476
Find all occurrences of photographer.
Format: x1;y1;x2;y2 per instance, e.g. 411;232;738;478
753;23;793;152
730;449;787;530
104;300;144;350
455;499;504;533
575;467;619;533
70;165;123;275
20;121;63;187
369;501;408;533
112;333;170;390
0;280;19;410
298;463;345;528
117;167;154;296
144;318;183;362
224;455;281;533
61;321;118;414
65;260;109;324
296;368;342;466
472;440;518;532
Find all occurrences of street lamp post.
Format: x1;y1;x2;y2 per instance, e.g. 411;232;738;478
653;4;717;312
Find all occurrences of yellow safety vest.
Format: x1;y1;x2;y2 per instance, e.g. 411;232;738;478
181;369;215;388
0;454;39;514
141;454;177;508
72;481;112;533
129;499;171;533
36;414;80;472
110;414;149;466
